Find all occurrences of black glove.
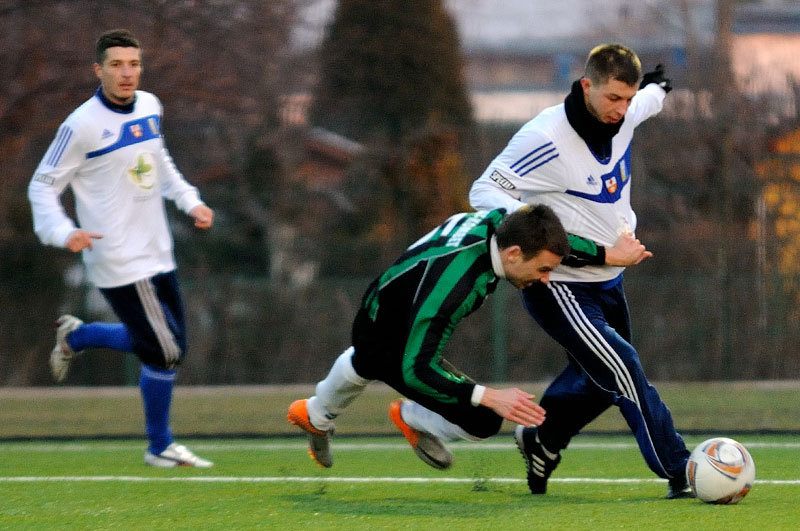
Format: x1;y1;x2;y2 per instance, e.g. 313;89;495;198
640;64;672;93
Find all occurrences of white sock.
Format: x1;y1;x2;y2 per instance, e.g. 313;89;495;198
400;400;483;442
307;347;371;431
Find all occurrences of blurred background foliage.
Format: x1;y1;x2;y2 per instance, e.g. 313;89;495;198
2;0;800;386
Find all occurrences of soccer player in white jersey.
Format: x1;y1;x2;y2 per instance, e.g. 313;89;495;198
469;44;693;498
28;29;213;468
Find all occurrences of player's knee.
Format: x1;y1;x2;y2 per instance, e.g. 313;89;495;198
617;347;644;373
135;344;184;371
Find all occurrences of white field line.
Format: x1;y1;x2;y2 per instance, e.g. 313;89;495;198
1;441;799;485
1;441;799;452
0;476;798;485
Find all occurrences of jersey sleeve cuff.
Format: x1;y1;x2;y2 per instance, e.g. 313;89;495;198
54;223;79;249
176;191;204;214
470;384;486;407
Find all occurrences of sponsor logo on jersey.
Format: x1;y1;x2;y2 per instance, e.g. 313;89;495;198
32;173;55;186
101;129;114;140
126;152;156;190
147;117;159;135
620;160;628;182
130;124;142;138
605;176;617;194
587;175;597;186
489;170;516;190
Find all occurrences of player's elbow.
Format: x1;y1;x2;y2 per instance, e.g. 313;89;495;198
28;177;44;200
468;180;490;211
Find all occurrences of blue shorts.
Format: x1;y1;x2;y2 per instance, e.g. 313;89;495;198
99;271;187;370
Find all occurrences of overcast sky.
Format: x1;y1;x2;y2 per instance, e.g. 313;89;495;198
291;0;720;51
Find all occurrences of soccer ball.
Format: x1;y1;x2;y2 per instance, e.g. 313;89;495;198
686;437;755;504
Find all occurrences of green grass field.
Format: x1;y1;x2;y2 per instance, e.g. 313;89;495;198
1;383;799;529
1;436;798;529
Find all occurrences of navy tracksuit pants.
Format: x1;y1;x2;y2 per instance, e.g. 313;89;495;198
521;276;689;480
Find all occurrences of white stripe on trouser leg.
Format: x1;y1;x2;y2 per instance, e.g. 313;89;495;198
549;282;636;401
400;400;482;442
135;279;181;365
307;347;371;431
548;282;668;476
548;283;639;405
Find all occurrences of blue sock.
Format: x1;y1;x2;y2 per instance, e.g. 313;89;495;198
67;322;134;352
140;365;175;455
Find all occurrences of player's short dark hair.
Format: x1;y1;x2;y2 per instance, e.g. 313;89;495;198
95;29;141;64
584;44;641;86
495;204;570;259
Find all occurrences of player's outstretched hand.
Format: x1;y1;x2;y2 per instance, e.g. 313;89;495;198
65;229;103;252
481;387;546;427
605;233;653;266
190;204;214;229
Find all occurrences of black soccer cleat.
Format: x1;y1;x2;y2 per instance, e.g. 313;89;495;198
515;424;561;495
666;475;695;499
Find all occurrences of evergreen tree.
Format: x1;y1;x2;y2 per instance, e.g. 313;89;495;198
311;0;473;141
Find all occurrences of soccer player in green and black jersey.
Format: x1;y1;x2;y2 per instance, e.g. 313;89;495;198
288;205;570;469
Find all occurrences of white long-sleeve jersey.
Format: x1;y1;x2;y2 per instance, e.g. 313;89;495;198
469;83;666;283
28;90;205;288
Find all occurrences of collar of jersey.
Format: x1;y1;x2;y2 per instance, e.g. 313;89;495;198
95;86;136;114
564;79;623;162
489;234;505;279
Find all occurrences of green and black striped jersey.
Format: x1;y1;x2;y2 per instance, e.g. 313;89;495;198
563;234;606;267
360;209;504;405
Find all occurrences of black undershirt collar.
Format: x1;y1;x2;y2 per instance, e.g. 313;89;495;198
563;79;623;163
95;86;136;114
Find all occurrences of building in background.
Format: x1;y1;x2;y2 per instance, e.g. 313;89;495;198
289;0;799;124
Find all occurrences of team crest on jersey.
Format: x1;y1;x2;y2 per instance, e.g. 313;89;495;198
605;176;618;194
130;124;142;138
127;152;156;189
147;117;159;135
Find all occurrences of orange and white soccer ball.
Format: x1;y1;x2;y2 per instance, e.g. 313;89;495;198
687;437;755;504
